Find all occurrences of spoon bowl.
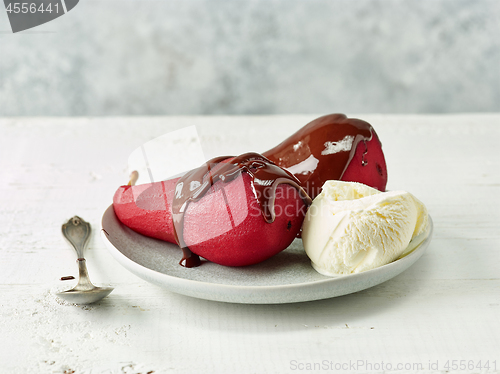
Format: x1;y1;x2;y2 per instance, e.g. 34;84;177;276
56;216;114;304
57;285;114;305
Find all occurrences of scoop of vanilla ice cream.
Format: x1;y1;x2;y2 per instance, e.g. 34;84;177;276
302;181;429;276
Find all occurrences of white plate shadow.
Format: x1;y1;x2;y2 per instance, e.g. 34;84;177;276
101;205;433;304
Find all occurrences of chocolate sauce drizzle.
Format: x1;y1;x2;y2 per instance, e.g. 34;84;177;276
171;152;312;267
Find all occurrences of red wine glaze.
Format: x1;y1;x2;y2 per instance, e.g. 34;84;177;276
263;113;376;199
171;152;311;267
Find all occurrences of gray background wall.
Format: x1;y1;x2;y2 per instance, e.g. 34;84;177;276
1;0;499;116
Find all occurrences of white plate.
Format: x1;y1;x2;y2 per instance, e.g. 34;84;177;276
101;205;433;304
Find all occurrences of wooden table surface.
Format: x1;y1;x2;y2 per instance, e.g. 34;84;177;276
1;115;499;374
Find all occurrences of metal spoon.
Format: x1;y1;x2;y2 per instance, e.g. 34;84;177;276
57;216;113;304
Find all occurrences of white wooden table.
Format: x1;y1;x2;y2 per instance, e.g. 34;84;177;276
1;115;499;374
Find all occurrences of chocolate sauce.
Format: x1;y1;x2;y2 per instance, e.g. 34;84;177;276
262;113;375;199
171;152;311;267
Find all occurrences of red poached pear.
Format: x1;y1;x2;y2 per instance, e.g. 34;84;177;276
263;113;387;198
180;172;309;266
113;153;311;267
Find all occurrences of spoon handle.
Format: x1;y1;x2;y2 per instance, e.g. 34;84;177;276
62;216;91;259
